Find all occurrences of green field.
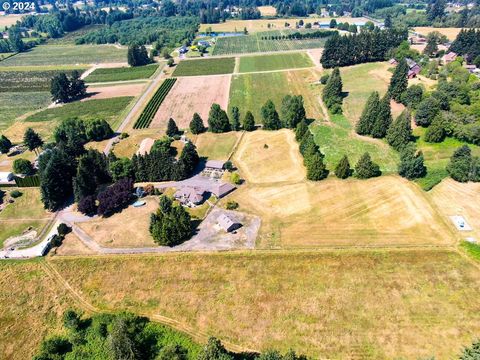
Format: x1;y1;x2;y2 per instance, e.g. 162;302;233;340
0;91;51;130
414;127;480;190
239;52;313;73
0;45;126;67
0;68;86;92
85;64;159;83
172;57;235;76
25;96;134;130
213;31;331;56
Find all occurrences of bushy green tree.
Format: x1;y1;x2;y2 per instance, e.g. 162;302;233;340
166;118;179;137
281;95;306;128
208;104;231;133
261;100;282;130
371;95;392;139
334;155;352;179
13;158;34;175
356;91;380;135
242;111;255;131
415;97;440;127
386;110;412;150
398;144;427;179
23;128;44;154
230;106;241;131
189;113;206;134
322;67;343;113
0;135;12;154
355;152;381;179
388;58;408;102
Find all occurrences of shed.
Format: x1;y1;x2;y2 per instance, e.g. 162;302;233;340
217;213;241;232
0;172;14;183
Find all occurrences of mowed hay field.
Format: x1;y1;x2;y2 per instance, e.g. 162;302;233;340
172;57;235;76
0;260;74;360
229;69;323;123
413;27;463;41
0;45;126;66
239;52;313;73
233;129;306;184
152;75;231;129
48;250;480;359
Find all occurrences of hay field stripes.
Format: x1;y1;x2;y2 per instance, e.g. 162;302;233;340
133;78;177;129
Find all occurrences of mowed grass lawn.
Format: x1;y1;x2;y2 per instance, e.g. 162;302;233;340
48;249;480;359
85;64;159;83
25;96;134;130
0;45;127;67
193;132;241;160
239;52;313;73
0;91;51;130
172;57;235;76
229;69;323;123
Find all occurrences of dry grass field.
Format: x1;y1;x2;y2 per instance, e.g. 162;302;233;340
257;5;277;16
193;132;241;160
233;129;306;184
47;249;480;359
429;178;480;242
413;27;463;41
77;197;159;248
199;17;370;33
152;75;231;130
0;260;74;360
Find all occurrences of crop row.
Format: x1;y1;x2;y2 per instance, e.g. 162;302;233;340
133;78;177;129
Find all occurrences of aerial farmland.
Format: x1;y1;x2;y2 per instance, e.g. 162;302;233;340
1;3;480;360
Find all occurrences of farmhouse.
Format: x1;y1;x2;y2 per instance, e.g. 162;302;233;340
174;186;205;207
442;51;457;64
217;213;242;232
406;58;421;78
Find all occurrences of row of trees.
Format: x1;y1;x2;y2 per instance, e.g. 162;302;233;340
321;28;407;68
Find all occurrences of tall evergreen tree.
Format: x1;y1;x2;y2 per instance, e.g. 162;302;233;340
230;106;241;131
398;144;427;180
242;111;255;131
189;113;206;134
322;67;343;113
388;58;408;102
386;110;412;150
261;100;282;130
355;152;381;179
334;155;352;179
356;91;380;135
23;128;44;154
281;95;306;128
208;104;230;133
166;118;179;137
371;95;392;139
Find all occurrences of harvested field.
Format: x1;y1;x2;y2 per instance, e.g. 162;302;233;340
193;132;241;160
77;197;159;248
226;175;454;248
429;178;480;242
413;27;463;41
152;75;231;130
229;69;322;123
172;57;235;76
257;5;277;16
233;129;305;184
48;249;480;359
85;83;145;100
238;52;313;73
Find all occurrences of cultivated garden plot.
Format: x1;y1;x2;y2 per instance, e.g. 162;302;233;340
172;57;235;76
48;249;480;359
152;75;231;129
0;45;127;67
238;52;313;73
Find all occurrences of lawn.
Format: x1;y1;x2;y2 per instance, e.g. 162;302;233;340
0;91;51;130
238;52;313;73
172;57;235;76
0;45;126;67
85;64;159;83
48;249;480;359
24;96;134;130
0;68;87;92
228;69;323;123
193;131;241;160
